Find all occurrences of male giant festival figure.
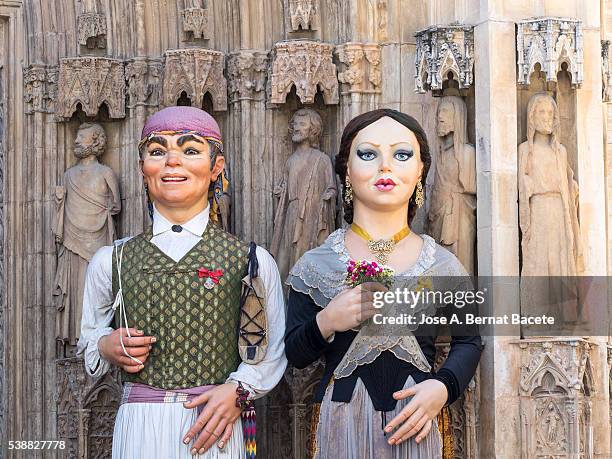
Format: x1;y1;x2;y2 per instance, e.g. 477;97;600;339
53;122;121;346
77;107;286;458
271;108;337;281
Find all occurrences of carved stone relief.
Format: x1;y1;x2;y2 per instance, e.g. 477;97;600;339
517;17;583;88
77;13;107;49
24;64;57;114
270;108;336;282
269;40;338;105
515;338;593;458
56;358;122;459
56;57;126;119
227;50;268;103
335;43;382;95
289;0;317;31
53;123;121;346
181;4;210;40
162;48;227;111
126;58;162;107
415;24;474;94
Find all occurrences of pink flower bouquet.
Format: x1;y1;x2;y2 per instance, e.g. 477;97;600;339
345;260;394;289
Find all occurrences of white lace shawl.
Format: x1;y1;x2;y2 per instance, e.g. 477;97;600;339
286;228;470;379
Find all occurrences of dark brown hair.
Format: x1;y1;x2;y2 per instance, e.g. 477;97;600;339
335;108;431;224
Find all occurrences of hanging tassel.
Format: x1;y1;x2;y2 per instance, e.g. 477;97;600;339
382;411;387;437
242;406;256;459
436;406;454;459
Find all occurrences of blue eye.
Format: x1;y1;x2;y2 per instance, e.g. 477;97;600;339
356;149;377;161
394;149;414;161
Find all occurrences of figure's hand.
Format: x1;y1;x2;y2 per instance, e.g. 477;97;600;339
97;327;155;373
182;382;242;454
55;234;63;244
316;282;388;338
384;379;448;445
273;185;284;196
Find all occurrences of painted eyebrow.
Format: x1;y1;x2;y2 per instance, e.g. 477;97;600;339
177;134;205;147
356;142;380;148
390;141;414;147
147;136;168;148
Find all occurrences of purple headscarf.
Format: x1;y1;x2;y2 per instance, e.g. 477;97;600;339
139;106;223;152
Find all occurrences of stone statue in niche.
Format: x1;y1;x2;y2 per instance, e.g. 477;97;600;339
53;123;121;347
427;96;476;274
518;93;583;277
271;109;336;282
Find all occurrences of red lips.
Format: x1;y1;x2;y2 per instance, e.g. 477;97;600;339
375;178;396;186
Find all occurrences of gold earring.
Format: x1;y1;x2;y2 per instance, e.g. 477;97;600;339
415;181;424;208
344;176;353;205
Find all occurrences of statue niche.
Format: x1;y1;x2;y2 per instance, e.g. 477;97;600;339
270;108;336;282
53;123;121;347
427;96;476;274
518;93;583;277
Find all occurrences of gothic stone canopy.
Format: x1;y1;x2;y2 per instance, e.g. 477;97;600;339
414;24;474;94
517;17;583;87
269;40;338;105
161;48;227;111
56;57;125;119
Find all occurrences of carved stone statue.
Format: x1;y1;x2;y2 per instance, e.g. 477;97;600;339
271;108;336;282
428;96;476;274
53;123;121;346
518;93;583;277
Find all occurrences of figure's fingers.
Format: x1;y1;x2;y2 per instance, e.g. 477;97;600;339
384;399;419;433
182;403;213;445
183;391;211;410
121;362;145;373
199;416;227;454
393;385;418;400
124;346;151;358
217;422;234;450
117;355;144;367
415;420;433;443
122;335;157;347
392;410;428;445
191;413;222;454
360;281;389;293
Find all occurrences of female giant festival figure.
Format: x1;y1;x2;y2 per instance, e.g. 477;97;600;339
285;109;483;458
77;106;287;458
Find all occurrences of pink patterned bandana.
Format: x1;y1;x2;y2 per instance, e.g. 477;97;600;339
139;106;223;152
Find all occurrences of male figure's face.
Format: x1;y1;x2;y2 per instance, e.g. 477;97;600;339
533;99;554;135
291;115;312;144
74;126;99;158
436;103;454;138
141;133;224;214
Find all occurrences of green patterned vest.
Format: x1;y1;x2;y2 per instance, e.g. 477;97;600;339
112;223;249;389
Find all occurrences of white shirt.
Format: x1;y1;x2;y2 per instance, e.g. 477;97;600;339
76;205;287;398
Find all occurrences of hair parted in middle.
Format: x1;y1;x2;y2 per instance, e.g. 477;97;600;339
335;108;431;224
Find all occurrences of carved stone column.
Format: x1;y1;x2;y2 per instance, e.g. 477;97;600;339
269;40;338;106
226;50;269;242
56;57;126;119
516;17;583;88
513;338;594;458
414;24;474;95
335;42;382;118
161;48;227;111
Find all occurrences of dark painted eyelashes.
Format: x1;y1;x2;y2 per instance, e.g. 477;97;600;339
355;148;414;161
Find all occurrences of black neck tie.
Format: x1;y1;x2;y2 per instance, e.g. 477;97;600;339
171;225;183;233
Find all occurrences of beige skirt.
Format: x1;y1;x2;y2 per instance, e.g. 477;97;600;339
313;375;443;459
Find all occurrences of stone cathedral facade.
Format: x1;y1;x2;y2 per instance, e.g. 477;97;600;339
0;0;611;458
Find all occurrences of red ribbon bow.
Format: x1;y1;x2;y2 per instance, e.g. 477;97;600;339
197;268;224;284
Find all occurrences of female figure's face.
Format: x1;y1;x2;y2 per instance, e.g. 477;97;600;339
347;116;423;214
141;133;224;211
